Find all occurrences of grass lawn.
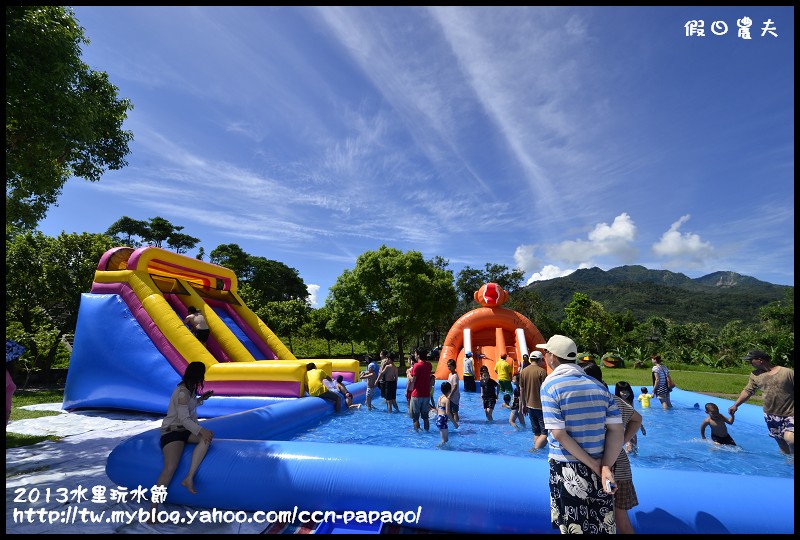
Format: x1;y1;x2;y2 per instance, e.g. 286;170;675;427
596;365;762;405
6;388;65;448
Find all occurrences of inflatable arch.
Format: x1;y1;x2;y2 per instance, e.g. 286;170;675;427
63;246;359;415
434;283;547;380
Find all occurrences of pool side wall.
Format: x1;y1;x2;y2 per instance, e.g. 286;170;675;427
106;382;793;534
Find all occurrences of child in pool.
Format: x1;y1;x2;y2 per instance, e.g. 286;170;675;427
700;403;736;446
480;367;499;422
334;375;361;409
638;387;653;408
501;375;526;428
616;381;645;453
436;381;459;446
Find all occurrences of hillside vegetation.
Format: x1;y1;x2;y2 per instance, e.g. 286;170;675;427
527;265;790;330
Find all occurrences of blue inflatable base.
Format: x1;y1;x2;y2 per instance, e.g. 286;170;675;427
106;382;794;534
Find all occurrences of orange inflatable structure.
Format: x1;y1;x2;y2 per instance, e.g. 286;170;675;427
434;283;549;380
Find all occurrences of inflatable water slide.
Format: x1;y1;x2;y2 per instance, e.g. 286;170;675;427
63;246;358;416
434;283;548;380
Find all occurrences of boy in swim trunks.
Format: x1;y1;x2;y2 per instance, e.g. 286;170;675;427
334;375;360;409
480;367;499;422
700;403;736;446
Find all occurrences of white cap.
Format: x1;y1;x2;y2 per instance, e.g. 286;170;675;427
536;335;578;361
530;351;544;360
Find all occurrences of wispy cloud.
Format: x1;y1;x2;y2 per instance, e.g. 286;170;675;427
42;6;792;308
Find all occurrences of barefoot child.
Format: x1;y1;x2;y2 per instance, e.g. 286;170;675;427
334;375;361;409
152;362;214;517
501;375;526;428
700;403;736;446
479;367;498;422
436;381;459;446
359;357;378;410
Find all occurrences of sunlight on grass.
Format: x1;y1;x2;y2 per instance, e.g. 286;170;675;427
6;433;61;449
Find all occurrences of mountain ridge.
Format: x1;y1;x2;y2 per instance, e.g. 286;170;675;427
525;265;791;328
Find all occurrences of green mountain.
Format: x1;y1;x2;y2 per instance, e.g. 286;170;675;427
525;265;791;329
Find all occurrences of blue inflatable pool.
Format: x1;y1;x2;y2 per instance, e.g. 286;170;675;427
106;383;794;534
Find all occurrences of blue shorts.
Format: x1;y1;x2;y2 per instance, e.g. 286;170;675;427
436;414;448;430
764;413;794;441
527;408;548;437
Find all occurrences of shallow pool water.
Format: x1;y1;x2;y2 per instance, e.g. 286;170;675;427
291;386;794;480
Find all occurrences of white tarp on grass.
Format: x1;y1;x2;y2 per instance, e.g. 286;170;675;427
6;406;266;534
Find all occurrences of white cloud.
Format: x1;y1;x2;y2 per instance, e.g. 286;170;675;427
526;264;584;285
513;244;540;274
550;213;637;264
518;213;638;283
652;215;713;266
306;284;321;308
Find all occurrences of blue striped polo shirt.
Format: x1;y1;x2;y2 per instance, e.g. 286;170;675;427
541;363;622;462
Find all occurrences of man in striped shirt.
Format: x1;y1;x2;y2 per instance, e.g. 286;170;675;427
539;335;623;534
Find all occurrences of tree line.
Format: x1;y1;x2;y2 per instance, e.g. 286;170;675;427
5;224;794;384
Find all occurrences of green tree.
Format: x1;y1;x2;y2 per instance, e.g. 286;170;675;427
484;263;525;294
210;243;252;280
758;287;794;332
143;216;177;248
248;257;308;304
713;320;753;368
302;307;337;356
105;216;198;252
666;322;716;365
561;292;619;355
455;267;485;305
455;263;525;316
749;288;794;366
166;232;200;254
209;244;307;310
326;245;457;355
256;300;310;354
6;6;133;230
6;230;116;381
622;316;670;364
105;216;148;247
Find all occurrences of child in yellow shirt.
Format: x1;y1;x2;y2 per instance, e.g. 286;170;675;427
638;387;653;408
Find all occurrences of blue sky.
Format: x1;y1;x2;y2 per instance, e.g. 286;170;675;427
39;6;794;307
